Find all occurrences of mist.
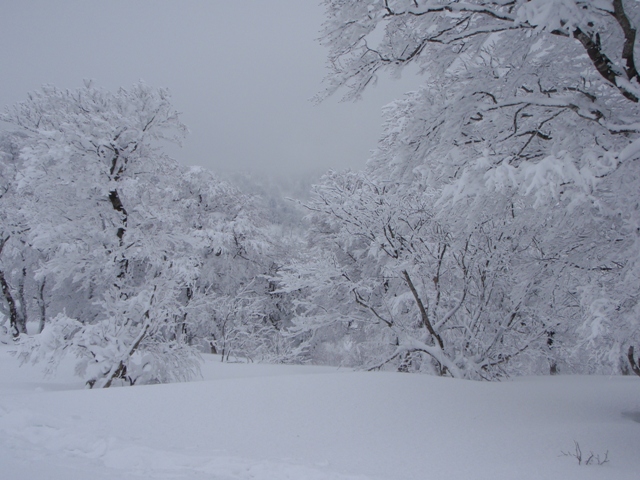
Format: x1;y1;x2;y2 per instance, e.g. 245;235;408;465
1;0;421;178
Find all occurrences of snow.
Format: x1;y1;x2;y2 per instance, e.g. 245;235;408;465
0;345;638;480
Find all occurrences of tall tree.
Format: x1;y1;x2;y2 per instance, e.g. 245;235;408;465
317;0;640;374
2;83;298;383
0;133;31;339
2;82;204;387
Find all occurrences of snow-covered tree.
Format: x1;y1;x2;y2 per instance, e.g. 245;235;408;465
2;82;206;387
279;171;553;378
1;82;303;382
0;133;35;340
317;0;640;374
175;167;298;363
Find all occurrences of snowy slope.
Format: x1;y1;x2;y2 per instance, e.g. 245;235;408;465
0;345;638;480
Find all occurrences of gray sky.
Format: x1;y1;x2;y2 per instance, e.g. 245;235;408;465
0;1;422;177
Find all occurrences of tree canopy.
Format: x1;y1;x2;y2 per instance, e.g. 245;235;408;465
276;0;640;376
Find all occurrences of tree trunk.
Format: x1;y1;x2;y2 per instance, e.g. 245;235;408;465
101;322;150;388
627;346;640;377
108;189;128;244
402;270;444;350
37;278;47;333
0;270;20;339
16;265;28;334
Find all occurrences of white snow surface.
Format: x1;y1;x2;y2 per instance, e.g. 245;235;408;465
0;345;638;480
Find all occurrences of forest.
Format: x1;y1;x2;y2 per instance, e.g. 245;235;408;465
1;0;639;388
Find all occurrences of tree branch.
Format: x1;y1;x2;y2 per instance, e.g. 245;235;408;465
611;0;638;84
402;269;444;349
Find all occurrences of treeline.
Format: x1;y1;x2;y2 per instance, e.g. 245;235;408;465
2;0;640;384
0;83;301;387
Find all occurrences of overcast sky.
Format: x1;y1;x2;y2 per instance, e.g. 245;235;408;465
0;1;422;177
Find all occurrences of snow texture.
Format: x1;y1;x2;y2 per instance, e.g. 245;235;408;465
0;345;638;480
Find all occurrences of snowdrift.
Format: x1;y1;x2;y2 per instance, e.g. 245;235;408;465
0;345;638;480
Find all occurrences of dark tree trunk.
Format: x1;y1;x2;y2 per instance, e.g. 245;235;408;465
109;189;128;244
628;346;640;377
37;278;47;333
16;265;28;333
0;269;20;339
0;236;22;338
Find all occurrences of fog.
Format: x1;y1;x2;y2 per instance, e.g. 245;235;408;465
0;0;422;178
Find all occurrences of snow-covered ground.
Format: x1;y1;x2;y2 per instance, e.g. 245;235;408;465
0;345;638;480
